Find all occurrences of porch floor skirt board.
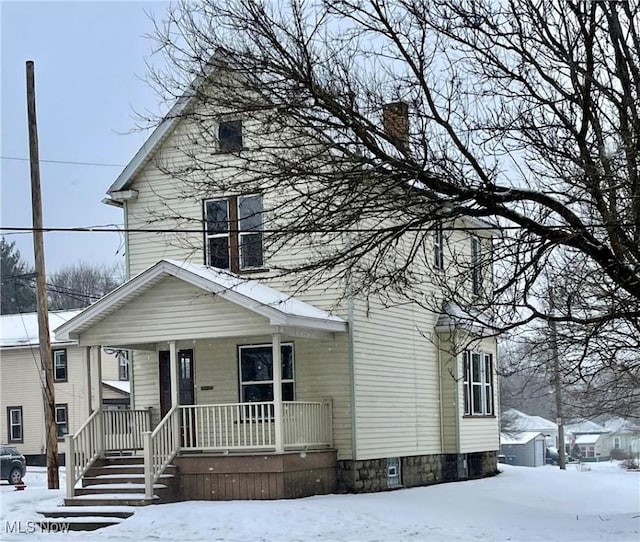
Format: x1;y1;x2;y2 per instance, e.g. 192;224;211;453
173;450;337;500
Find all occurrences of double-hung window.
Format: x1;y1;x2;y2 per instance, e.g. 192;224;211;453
7;407;23;442
463;351;494;416
53;349;67;382
238;344;295;405
55;404;68;439
204;194;263;272
118;351;129;381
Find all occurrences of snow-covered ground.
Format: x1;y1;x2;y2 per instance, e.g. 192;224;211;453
0;461;638;541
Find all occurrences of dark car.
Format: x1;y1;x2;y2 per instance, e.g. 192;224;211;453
0;445;26;484
546;447;560;465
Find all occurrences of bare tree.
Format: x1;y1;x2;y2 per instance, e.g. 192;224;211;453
139;0;639;394
48;262;123;310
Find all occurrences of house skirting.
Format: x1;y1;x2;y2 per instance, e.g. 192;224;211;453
173;450;337;500
337;451;498;493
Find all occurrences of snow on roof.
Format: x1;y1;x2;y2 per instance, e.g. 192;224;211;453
0;309;83;347
500;431;545;446
574;434;602;445
502;409;557;432
102;380;131;395
435;302;493;334
566;419;608;434
166;260;344;323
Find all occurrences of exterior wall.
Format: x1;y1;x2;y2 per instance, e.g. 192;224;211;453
350;295;442;460
131;334;353;459
78;276;273;347
174;451;336;500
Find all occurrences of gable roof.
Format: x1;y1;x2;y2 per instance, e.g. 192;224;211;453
500;431;545;446
55;259;347;341
1;309;83;348
502;408;557;432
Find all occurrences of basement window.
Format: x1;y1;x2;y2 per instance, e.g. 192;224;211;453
387;457;402;487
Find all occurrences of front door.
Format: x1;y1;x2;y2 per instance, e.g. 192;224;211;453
159;349;195;417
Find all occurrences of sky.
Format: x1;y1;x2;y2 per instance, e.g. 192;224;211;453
1;1;169;274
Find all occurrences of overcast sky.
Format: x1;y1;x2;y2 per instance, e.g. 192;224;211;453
1;1;169;274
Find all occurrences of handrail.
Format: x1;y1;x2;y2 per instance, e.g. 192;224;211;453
65;408;103;499
143;405;179;499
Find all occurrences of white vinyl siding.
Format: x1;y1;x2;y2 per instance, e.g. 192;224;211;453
351;295;442;460
78;276;274;347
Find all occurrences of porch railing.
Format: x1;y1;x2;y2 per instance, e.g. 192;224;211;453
66;409;102;499
103;408;151;452
66;407;154;498
177;400;333;452
283;400;333;448
143;405;180;499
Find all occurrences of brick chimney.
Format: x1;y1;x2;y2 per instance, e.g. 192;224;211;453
382;101;409;151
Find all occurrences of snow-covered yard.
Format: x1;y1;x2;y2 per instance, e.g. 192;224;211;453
0;461;638;541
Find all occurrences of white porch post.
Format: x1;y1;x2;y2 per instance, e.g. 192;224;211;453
169;341;180;449
272;333;284;453
89;346;104;454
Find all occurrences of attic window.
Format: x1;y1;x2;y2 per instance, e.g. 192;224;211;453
219;119;243;152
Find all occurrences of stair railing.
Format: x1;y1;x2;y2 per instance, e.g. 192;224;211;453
143;405;179;499
65;408;103;499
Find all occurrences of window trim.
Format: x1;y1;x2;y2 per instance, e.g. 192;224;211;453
53;348;68;382
7;406;23;443
462;351;494;417
237;343;295;406
203;194;264;273
55;403;69;441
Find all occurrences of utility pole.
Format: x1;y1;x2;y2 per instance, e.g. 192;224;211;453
26;60;59;489
548;286;566;470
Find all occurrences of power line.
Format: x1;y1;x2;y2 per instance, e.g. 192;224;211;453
1;156;124;168
0;222;637;234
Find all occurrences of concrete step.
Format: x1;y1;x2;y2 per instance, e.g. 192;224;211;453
64;494;158;507
38;506;135;519
35;517;124;532
74;483;167;496
85;464;175;477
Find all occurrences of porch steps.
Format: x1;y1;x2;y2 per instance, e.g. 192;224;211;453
37;456;176;531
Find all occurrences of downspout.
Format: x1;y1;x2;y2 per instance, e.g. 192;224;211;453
123;200;131;280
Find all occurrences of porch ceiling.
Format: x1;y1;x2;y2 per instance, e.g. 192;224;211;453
54;259;347;343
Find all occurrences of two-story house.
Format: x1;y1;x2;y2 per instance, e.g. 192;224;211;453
55;74;499;504
0;310;129;465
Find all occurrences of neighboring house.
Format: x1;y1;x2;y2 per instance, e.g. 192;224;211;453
0;311;129;465
54;77;499;504
565;419;611;461
502;408;558;449
500;432;546;467
593;416;640;458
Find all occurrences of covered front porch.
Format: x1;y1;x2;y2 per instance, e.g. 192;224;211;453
55;260;349;501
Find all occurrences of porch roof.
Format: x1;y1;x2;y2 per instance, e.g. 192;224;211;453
55;259;347;341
